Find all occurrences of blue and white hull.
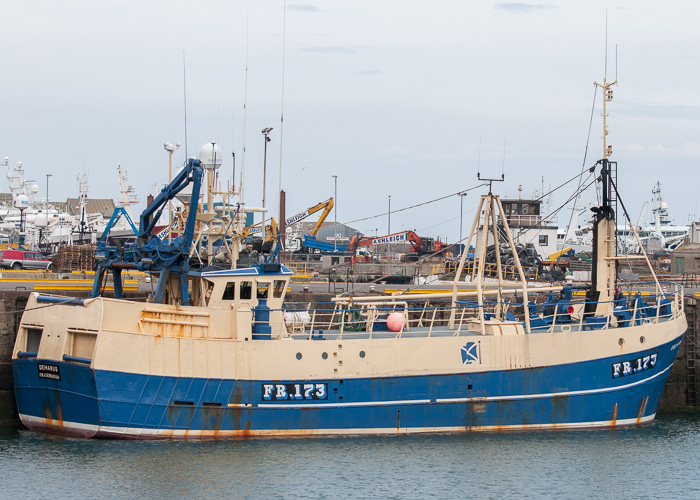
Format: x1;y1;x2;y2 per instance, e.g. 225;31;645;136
12;288;685;438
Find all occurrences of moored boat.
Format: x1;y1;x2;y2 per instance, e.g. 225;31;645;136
11;76;687;438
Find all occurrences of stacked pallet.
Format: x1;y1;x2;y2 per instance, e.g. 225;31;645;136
52;244;96;273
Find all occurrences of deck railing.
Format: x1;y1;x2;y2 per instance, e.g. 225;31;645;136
276;282;684;340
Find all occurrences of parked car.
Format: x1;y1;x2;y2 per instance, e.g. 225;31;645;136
0;250;52;270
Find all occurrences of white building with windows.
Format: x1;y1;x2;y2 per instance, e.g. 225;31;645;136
477;198;559;261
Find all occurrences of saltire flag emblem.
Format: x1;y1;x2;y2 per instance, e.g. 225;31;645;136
461;342;478;364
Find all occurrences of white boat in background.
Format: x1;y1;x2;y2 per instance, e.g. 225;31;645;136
617;182;688;253
0;157;141;252
559;182;689;256
557;195;593;253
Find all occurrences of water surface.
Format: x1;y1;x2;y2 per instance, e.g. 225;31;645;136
1;414;698;499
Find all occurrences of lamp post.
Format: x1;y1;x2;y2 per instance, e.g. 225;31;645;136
387;195;391;261
164;142;182;242
45;174;52;210
261;128;273;208
459;192;467;256
332;175;338;252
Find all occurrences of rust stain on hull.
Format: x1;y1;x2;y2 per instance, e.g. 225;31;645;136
637;396;649;424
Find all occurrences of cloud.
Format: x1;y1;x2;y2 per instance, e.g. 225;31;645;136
357;69;381;76
615;101;700;121
619;142;700;156
494;3;556;14
302;46;359;54
379;145;412;156
288;4;321;13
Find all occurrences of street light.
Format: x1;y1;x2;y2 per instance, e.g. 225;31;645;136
164;141;182;242
387;194;391;261
261;128;273;208
45;174;52;210
459;192;467;256
332;175;338;252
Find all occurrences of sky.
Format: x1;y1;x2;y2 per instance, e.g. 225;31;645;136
1;1;698;243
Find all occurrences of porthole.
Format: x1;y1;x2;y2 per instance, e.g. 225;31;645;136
359;351;366;358
296;352;302;360
640;336;646;344
618;338;625;346
322;352;328;360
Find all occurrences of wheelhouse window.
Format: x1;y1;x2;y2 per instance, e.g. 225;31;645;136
257;282;269;300
273;280;285;298
240;281;252;300
222;282;236;300
539;235;548;246
69;331;97;360
26;328;43;353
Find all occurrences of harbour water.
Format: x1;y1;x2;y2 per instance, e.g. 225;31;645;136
1;414;699;499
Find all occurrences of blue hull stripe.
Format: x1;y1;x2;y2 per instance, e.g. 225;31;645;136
12;333;683;437
255;363;672;409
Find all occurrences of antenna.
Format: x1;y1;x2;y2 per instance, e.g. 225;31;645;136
240;0;250;204
501;139;507;176
604;10;608;78
477;137;482;174
232;115;236;193
183;50;188;158
278;0;287;202
476;138;505;194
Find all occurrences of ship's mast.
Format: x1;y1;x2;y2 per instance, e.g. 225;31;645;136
587;72;618;315
595;74;616;160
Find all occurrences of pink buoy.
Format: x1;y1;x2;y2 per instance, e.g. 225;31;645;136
386;312;405;332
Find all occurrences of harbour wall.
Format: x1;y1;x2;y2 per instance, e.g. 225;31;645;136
1;290;697;426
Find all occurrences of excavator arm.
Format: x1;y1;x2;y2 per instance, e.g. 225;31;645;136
264;218;278;243
308;198;334;237
285;198;334;237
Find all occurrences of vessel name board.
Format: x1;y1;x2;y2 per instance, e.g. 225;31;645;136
611;352;657;378
38;363;61;381
262;383;328;401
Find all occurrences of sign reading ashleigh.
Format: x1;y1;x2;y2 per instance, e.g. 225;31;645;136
38;363;61;381
373;232;407;245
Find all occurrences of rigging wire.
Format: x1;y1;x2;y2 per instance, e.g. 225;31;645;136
564;85;599;232
240;0;250;205
182;50;188;158
510;173;597;244
528;164;597;205
341;182;488;226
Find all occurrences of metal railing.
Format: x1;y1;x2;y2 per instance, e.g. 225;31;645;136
277;282;684;340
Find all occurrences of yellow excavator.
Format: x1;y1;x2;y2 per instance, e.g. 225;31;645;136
285;198;334;237
242;218;279;254
241;198;333;253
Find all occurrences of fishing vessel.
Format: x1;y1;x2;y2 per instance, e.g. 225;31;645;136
11;77;687;437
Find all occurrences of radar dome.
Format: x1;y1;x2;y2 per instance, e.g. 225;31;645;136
199;142;222;169
31;184;40;194
661;202;668;210
35;214;49;228
14;194;30;210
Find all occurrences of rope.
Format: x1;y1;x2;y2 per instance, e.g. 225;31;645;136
341;183;488;226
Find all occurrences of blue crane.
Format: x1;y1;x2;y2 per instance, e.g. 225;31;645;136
89;159;203;304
